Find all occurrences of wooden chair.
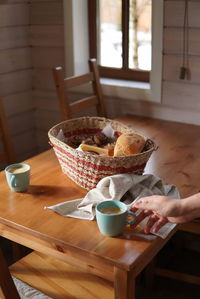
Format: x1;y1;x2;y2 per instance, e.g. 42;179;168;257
0;97;16;165
52;58;107;121
0;248;113;299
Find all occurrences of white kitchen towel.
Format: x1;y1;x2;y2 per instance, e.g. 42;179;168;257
45;173;180;239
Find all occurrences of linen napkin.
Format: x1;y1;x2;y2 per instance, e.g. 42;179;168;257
45;173;180;239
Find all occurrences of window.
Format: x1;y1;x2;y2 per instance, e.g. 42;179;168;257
63;0;163;103
88;0;151;82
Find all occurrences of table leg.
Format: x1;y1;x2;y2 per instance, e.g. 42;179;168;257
114;267;136;299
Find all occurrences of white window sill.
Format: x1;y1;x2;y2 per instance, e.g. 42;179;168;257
100;78;152;102
101;78;150;89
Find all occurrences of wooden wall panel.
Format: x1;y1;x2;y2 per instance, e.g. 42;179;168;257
12;130;36;157
33;90;59;112
0;70;32;96
33;69;55;91
32;47;65;69
35;109;60;131
163;55;200;84
165;1;200;27
162;81;200;110
0;0;35;162
3;91;33;117
164;28;200;55
30;0;65;153
31;1;63;24
0;3;29;27
160;0;200;117
36;130;51;153
106;95;200;126
0;27;29;50
1;0;29;3
30;25;64;47
8;110;35;136
0;48;31;73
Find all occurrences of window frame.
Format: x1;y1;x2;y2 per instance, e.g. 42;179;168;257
88;0;150;82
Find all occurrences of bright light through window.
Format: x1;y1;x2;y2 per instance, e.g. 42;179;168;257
99;0;151;71
129;0;151;70
99;0;122;68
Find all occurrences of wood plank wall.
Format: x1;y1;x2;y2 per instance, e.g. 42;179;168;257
0;0;35;162
163;0;200;110
30;0;65;152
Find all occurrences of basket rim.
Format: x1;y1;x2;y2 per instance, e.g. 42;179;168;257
48;116;157;159
48;116;131;134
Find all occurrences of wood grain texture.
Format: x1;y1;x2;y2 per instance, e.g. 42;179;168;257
0;3;29;27
10;251;114;299
32;47;65;69
52;59;106;121
165;1;200;27
0;27;29;50
33;68;56;90
116;115;200;198
3;91;33;117
0;48;31;74
114;267;136;299
0;70;32;97
30;1;63;25
163;54;200;84
164;28;200;55
162;81;200;111
0;146;178;299
30;25;64;47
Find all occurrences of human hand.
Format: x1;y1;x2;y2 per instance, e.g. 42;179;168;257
130;195;187;234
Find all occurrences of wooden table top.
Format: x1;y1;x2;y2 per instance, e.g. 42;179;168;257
116;115;200;198
0;115;199;275
0;149;173;273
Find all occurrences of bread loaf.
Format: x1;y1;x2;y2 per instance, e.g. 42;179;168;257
114;132;146;156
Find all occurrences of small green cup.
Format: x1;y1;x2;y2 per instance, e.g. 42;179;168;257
5;163;30;192
96;200;136;237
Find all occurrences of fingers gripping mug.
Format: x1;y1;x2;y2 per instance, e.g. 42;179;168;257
5;163;30;192
96;200;136;237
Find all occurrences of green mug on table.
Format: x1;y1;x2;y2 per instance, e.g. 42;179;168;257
5;163;30;192
96;200;136;237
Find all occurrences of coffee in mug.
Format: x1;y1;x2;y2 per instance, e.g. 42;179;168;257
5;163;30;192
8;165;29;174
96;200;136;237
99;206;123;215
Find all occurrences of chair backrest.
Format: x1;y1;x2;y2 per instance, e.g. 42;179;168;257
0;249;20;299
0;97;16;164
52;58;107;121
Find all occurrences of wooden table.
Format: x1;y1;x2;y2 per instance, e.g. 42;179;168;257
0;115;199;298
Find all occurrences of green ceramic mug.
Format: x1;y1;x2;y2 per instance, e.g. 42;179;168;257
5;163;30;192
96;200;136;237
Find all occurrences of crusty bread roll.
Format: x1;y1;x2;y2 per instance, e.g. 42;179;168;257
114;132;147;156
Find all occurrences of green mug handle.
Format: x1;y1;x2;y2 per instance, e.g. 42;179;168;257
10;175;19;188
126;211;136;225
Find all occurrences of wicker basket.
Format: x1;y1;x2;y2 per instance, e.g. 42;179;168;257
48;117;157;190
